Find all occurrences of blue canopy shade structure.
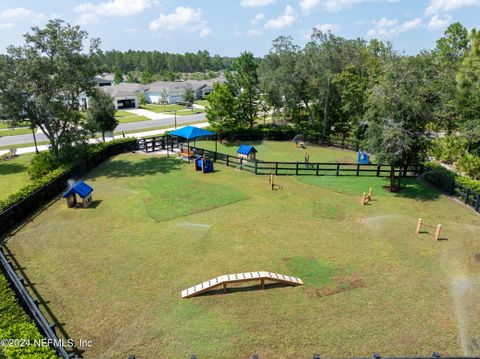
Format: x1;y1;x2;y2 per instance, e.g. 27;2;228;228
237;145;257;156
169;126;215;140
63;181;93;199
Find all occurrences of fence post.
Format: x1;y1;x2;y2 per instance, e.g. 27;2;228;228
450;178;456;195
356;164;360;176
336;163;340;176
465;188;470;204
275;162;278;176
376;165;381;177
226;155;229;167
316;163;320;176
296;162;299;175
390;165;394;180
403;165;408;177
475;194;480;212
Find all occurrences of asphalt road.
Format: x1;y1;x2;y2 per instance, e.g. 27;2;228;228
0;112;206;147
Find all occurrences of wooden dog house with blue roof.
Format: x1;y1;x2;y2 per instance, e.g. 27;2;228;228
63;181;94;208
237;145;257;161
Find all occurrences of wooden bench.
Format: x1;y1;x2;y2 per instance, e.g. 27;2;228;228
181;271;303;298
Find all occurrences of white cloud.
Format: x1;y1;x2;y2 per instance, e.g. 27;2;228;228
76;13;102;25
240;0;276;7
314;23;340;33
265;5;296;29
149;7;212;38
367;17;423;37
427;14;452;30
426;0;480;15
0;7;46;21
251;13;265;25
74;0;151;24
247;29;263;37
0;22;14;29
300;0;320;12
300;0;399;13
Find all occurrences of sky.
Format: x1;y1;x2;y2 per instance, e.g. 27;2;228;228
0;0;479;57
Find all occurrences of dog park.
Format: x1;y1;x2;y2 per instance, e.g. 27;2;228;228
1;131;480;358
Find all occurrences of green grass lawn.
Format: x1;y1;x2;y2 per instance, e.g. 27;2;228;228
5;151;480;358
195;139;359;163
0;153;34;201
0;141;50;151
172;109;205;116
115;111;149;124
194;100;209;107
142;104;205;115
0;127;33;137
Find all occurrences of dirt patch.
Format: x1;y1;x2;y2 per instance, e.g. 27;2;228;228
474;253;480;263
305;273;366;298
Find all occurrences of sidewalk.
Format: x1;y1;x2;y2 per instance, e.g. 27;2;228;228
0;122;208;156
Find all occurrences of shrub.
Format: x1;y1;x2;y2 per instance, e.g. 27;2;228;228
457;153;480;180
429;136;467;164
0;273;57;358
425;161;480;193
214;124;296;141
28;152;61;180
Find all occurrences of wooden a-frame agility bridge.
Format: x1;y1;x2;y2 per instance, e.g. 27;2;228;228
182;271;303;299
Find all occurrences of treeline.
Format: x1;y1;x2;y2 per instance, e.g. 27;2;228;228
94;50;235;79
207;23;480;183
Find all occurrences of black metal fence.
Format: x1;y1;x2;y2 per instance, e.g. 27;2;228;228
421;165;480;212
0;247;74;358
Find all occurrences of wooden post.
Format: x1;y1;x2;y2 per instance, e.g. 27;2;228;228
416;218;422;234
275;162;278;175
316;163;320;176
201;157;205;174
226;154;229;167
223;283;227;293
260;279;265;289
336;163;340;176
434;224;442;241
368;188;373;201
376;165;381;177
362;192;367;205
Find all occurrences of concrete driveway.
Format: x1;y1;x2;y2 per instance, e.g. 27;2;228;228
125;109;172;120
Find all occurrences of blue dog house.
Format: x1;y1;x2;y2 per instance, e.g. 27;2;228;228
195;157;214;174
237;145;257;161
358;151;370;164
63;181;94;208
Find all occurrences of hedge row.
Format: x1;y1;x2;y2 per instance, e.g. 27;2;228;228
0;273;57;358
425;161;480;193
214;125;297;141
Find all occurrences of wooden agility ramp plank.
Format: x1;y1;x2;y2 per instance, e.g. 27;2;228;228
182;271;303;299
